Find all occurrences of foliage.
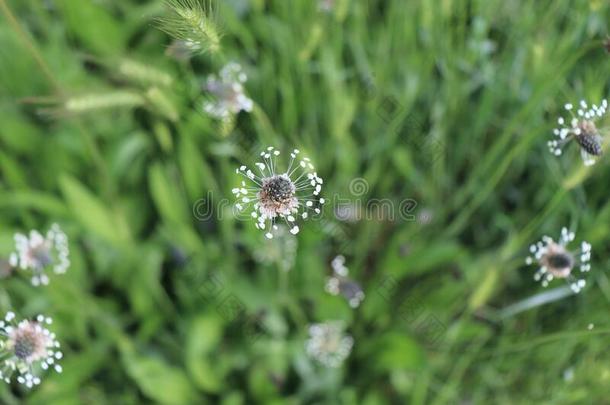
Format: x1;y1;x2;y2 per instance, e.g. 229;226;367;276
1;0;610;403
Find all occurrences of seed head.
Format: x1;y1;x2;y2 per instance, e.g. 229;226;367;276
575;120;602;156
305;322;353;368
233;147;324;239
525;227;591;293
203;63;253;121
325;255;365;308
0;313;63;388
156;0;222;55
259;175;298;214
549;99;607;166
9;224;70;286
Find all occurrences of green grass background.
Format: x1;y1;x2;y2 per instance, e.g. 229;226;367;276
1;0;610;403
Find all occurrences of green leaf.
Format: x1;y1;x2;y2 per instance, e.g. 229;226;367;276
178;137;209;201
122;350;198;405
148;163;189;224
59;175;131;246
55;0;125;56
468;265;499;311
0;190;68;216
362;333;425;372
186;315;224;392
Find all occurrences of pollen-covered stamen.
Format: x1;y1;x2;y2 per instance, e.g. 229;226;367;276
258;174;298;216
261;175;295;204
9;323;48;363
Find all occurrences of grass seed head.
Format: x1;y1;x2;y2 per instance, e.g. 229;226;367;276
156;0;222;56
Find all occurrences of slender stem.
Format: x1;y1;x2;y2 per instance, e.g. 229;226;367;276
497;286;574;319
277;264;307;328
0;0;59;91
252;103;282;146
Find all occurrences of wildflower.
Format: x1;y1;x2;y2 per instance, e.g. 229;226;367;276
0;313;63;388
325;255;365;308
156;0;221;55
549;99;608;166
253;225;298;272
525;227;591;293
203;62;253;121
9;224;70;286
305;322;353;367
232;147;324;239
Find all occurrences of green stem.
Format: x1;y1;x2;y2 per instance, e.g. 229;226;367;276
496;286;574;320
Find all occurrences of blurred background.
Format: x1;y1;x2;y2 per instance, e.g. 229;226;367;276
1;0;610;403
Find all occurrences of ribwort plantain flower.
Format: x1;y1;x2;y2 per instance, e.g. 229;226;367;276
305;322;353;368
233;147;324;239
549;99;608;166
525;227;591;293
0;313;63;388
9;224;69;286
203;63;253;121
156;0;221;55
325;255;365;308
